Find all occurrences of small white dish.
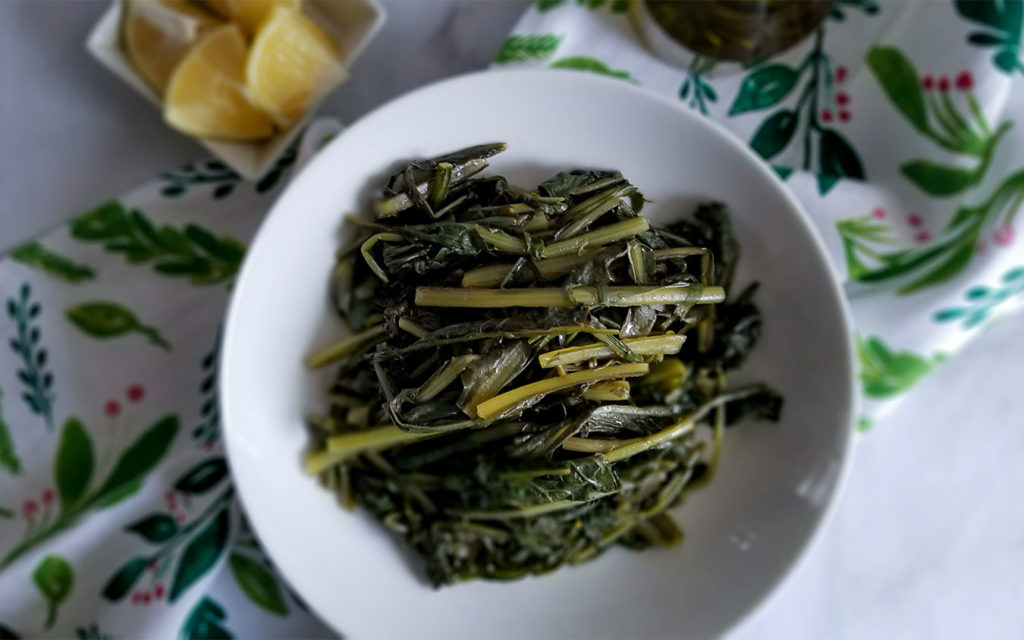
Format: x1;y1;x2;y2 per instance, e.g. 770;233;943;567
222;68;856;639
85;0;386;180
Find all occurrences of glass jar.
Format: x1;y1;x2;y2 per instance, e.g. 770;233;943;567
633;0;835;70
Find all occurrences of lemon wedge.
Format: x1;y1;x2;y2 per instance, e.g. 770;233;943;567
164;23;275;140
246;6;347;127
122;0;223;93
205;0;303;33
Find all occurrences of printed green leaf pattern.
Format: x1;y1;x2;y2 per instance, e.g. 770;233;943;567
70;202;245;285
194;330;222;447
900;161;976;196
730;28;866;194
181;597;233;640
0;388;21;475
934;266;1024;329
228;553;288;615
66;302;171;351
536;0;566;11
174;458;228;495
254;143;299;194
127;514;180;543
101;556;150;601
32;554;73;628
6;283;54;428
838;169;1024;294
955;0;1023;75
9;242;95;283
103;458;234;605
160;160;240;200
75;623;113;640
818;129;865;182
866;47;929;134
170;507;230;602
56;418;95;508
857;335;944;398
750;110;798;160
550;56;634;80
1;415;179;568
867;46;1013;197
829;0;879;21
729;64;799;115
495;33;562;63
679;56;718;115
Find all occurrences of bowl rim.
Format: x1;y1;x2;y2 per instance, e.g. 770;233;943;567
220;66;858;637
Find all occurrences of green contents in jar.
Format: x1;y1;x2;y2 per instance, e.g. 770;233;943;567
644;0;834;63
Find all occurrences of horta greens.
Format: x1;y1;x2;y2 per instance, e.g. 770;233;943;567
305;143;781;586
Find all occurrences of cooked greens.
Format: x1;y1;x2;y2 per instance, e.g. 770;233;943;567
305;143;781;586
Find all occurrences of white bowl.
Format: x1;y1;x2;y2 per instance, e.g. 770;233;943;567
85;0;386;180
222;68;856;639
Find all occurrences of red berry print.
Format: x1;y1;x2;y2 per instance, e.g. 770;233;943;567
127;384;145;402
955;71;973;91
994;225;1015;246
203;442;214;452
872;207;885;220
176;513;185;524
908;213;923;227
836;91;850;106
155;583;165;599
142;592;151;604
914;230;932;243
132;592;142;604
22;500;38;519
836;66;847;83
938;77;950;92
41;488;55;505
922;75;934;90
821;109;833;122
839;110;851;122
105;400;121;417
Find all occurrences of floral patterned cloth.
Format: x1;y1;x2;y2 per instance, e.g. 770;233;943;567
1;1;1023;637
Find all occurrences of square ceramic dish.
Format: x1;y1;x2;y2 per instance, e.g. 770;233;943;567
85;0;386;180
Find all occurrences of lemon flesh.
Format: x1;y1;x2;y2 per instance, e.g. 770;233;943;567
246;5;347;127
123;0;222;93
164;23;275;140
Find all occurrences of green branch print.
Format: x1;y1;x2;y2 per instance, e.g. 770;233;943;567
867;46;1012;197
70;202;245;286
857;335;945;398
0;414;178;568
102;457;232;605
550;56;634;80
228;516;299;616
838;169;1024;294
955;0;1023;75
495;34;562;63
181;597;233;640
0;388;21;475
6;283;54;429
729;27;865;195
194;330;222;447
934;266;1024;329
679;56;718;116
9;242;95;283
67;302;171;351
75;623;113;640
161;160;241;200
32;554;73;628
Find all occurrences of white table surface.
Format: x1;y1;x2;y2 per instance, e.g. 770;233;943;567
2;2;1022;638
